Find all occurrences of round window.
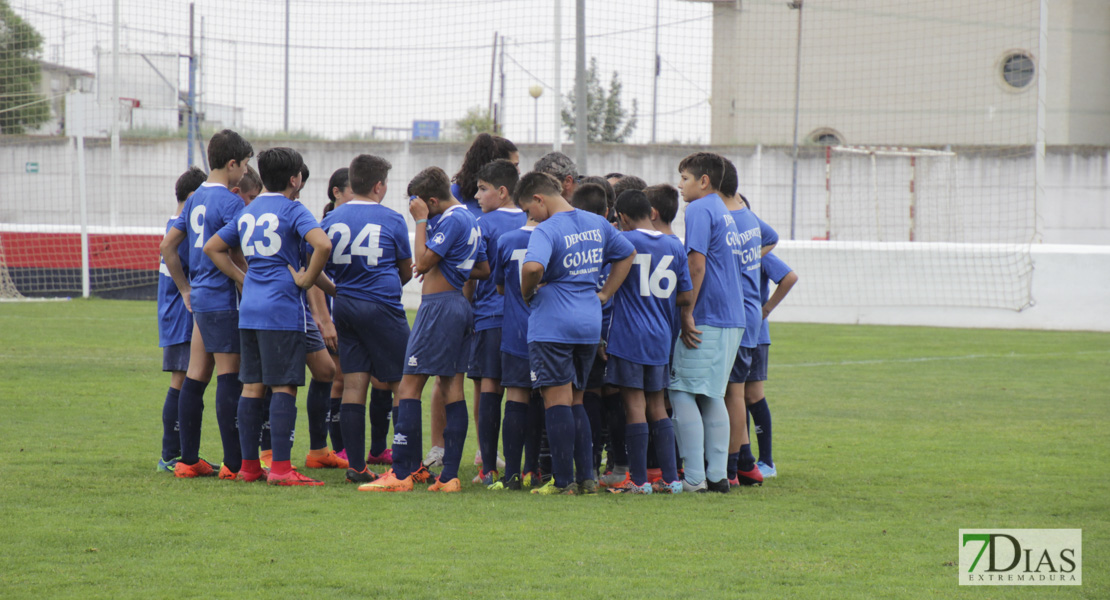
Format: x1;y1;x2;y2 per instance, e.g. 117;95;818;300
1001;52;1036;89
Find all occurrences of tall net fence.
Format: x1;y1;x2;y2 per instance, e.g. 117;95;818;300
0;0;1076;311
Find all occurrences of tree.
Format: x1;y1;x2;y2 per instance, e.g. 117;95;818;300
561;57;637;143
454;106;497;141
0;1;50;134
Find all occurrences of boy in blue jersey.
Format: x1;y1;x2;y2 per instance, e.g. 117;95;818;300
362;166;489;493
232;166;262;206
605;190;692;494
155;167;207;472
747;251;797;479
487;213;542;491
670;152;746;493
204;146;332;486
468;159;526;485
160;129;254;479
517;172;636;495
719;158;774;487
320;154;413;485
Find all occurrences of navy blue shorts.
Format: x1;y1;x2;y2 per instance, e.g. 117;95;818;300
604;354;669;392
161;342;190;372
195;309;240;354
467;327;503;380
404;290;473;377
500;351;532;389
240;329;306;387
728;346;755;384
333;295;410;382
586;351;607;390
747;344;769;383
528;341;597;390
305;314;326;353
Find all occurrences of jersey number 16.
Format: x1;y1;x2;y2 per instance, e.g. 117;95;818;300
632;254;676;298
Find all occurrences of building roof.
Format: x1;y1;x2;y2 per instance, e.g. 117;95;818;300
37;61;95;79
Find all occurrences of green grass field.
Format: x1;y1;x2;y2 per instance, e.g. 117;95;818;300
1;299;1107;598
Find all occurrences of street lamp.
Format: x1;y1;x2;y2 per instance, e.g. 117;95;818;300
529;84;544;143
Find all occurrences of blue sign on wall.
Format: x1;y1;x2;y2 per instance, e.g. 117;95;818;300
412;120;440;141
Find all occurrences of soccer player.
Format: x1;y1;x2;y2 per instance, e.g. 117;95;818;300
645;183;680;238
204;146;332;486
605;190;692;494
533;151;579;200
155;166;207;472
362;166;489;493
469;158;527;484
747;251;797;479
232;165;262;206
160;129;253;479
669;152;745;493
317;155;413;484
517;172;636;495
719;158;772;486
452;133;519;217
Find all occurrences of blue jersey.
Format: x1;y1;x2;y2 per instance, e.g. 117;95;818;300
320;200;412;312
524;210;635;344
215;193;321;331
683;194;744;329
450;182;484;219
731;207;764;348
157;216;192;347
172;182;245;313
494;225;535;359
759;252;793;345
425;204;483;292
756;213;778;248
598;264;614;342
473;207;528;331
607;229;692;366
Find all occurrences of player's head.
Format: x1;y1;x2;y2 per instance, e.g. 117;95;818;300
533;151;578;200
644;183;679;225
614;189;652;232
256;147;304;196
513;171;563;223
719;157;739;199
580;175;616;222
292;163;310;200
175;166;207;204
232;165;262;205
678;151;726;202
571;182;608;217
739;193;751;210
475;158;519;213
207;129;253;185
605;172;624;187
454;133;519;201
408;166;455;217
348;154;391;199
612;174;647;198
327;167;353;208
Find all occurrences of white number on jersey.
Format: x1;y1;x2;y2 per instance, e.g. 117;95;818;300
633;254;677;299
510;248;528;284
328;222;384;266
239;212;282;257
459;227;481;270
190;205;207;248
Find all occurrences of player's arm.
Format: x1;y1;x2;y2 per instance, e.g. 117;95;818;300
290;228;332;289
469;260;491;281
307;285;337;352
230;246;249;272
676;289;693;308
203;234;246;289
597;251;635;304
313;272;336;296
762;242;777;257
462;278;477;301
159;227;191;310
763;270;798;319
521;261;544;304
396;257;413;286
409;198;442;275
680;250;706;348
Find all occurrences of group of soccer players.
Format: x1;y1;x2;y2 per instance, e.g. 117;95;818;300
155;128;797;494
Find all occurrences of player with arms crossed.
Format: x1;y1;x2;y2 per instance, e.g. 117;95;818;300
362;166;489;493
160;129;254;479
517;172;636;495
204;147;332;485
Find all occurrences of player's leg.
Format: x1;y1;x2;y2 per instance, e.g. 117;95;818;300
745;343;775;477
602;384;627;481
425;384;446;469
366;377;394;464
329;354;345;459
340;371;372;482
305;346;346;469
619;386;650;489
668;333;707;490
432;373;469;491
530;342;578;494
524;388;545;486
492;386;530;490
646;390;682;493
699;327;745;492
471;377;481;466
174;321;216;477
570;344;599;492
236;329;268;482
259;329;320;486
727;347;761;486
158;341;190;472
212;348;243;478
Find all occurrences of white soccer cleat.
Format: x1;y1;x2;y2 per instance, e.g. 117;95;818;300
423;446;444;469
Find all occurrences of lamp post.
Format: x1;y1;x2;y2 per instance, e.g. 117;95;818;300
529;84;544;143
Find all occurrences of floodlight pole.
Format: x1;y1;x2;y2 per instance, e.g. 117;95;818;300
553;0;562;151
574;0;587;175
788;0;804;240
651;0;660;144
110;0;120;228
187;3;196;167
283;0;290;132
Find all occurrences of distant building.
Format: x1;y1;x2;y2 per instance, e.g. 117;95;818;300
688;0;1110;146
32;61;95;136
